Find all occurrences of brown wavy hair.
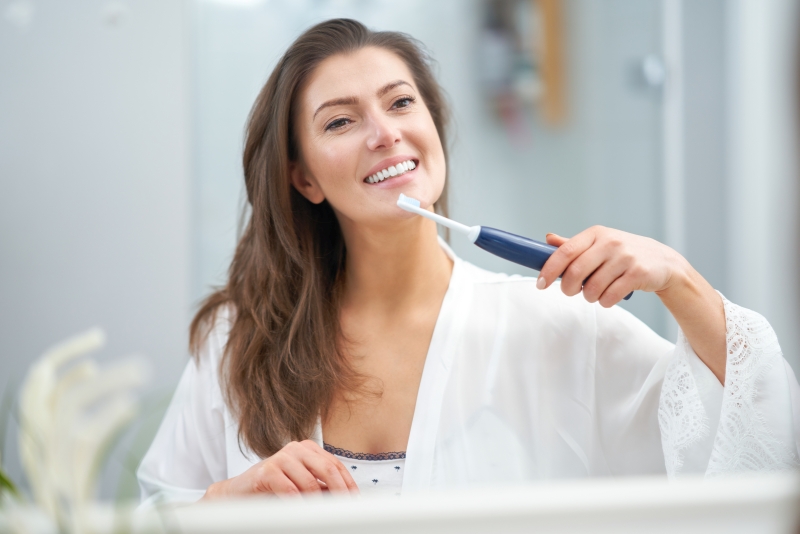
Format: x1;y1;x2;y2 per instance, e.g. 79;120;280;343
189;19;450;458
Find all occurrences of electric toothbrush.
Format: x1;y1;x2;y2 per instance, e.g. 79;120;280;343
397;193;633;300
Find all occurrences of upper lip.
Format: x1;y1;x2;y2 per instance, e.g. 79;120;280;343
363;155;419;181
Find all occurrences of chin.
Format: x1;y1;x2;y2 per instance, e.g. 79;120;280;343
404;183;443;211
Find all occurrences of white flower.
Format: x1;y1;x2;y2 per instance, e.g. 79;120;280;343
18;328;148;532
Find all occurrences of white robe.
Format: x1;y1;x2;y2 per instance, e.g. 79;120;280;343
137;242;800;505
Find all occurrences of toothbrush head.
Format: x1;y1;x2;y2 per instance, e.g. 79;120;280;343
396;193;477;240
397;193;421;210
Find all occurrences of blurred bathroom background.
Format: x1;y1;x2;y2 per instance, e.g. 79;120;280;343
1;0;799;498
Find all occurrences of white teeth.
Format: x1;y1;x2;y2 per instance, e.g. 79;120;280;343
365;159;417;183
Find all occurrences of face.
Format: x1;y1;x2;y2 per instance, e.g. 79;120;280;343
291;46;446;228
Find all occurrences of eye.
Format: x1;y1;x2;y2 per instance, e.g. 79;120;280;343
325;117;351;131
391;96;415;110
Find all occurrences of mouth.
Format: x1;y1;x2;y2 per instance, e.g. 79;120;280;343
364;158;418;184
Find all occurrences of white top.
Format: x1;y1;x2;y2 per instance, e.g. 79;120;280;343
138;241;800;505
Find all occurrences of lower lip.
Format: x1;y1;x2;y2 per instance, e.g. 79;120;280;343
365;168;418;189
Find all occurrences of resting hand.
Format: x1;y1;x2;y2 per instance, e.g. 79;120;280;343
202;440;359;500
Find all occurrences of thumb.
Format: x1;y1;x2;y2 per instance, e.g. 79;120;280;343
546;233;568;246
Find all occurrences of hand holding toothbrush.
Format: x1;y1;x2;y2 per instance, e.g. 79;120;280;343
538;226;689;308
539;226;727;383
396;193;634;300
396;194;725;381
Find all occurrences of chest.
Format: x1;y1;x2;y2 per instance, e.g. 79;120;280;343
322;305;438;454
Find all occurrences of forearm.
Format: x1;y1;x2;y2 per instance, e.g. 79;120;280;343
656;259;727;384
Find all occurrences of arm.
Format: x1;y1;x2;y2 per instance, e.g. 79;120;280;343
538;227;726;383
202;440;359;500
537;226;799;475
656;261;726;382
137;310;358;505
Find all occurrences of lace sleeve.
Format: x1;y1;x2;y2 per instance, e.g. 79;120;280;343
659;294;799;478
706;297;798;475
658;329;710;478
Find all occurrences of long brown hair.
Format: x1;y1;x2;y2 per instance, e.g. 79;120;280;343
189;19;451;458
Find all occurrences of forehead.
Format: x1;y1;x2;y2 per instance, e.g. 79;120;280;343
300;47;417;115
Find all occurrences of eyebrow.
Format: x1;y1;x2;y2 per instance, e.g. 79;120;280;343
312;80;412;120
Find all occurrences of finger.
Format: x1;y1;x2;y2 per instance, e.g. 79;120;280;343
327;455;359;492
300;440;359;492
265;472;302;498
278;455;323;494
299;449;352;493
581;255;629;303
597;271;635;308
545;233;568;247
558;243;609;298
538;228;598;290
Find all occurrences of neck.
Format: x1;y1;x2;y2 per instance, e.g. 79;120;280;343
338;216;453;312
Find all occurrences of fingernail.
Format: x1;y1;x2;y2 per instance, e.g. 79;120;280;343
546;233;554;238
537;276;546;289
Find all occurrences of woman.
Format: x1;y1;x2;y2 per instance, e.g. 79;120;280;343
138;19;800;503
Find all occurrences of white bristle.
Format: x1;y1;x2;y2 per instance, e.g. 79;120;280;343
398;193;420;208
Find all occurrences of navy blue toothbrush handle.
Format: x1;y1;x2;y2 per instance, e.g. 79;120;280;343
474;227;633;300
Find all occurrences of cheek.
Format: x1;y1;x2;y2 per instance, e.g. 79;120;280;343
414;111;443;159
308;142;358;194
419;117;446;178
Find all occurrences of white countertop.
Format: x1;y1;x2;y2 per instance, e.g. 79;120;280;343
3;472;799;533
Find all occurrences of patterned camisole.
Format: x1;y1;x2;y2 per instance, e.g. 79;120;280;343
323;443;405;497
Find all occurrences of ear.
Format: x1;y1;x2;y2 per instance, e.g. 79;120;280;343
289;162;325;204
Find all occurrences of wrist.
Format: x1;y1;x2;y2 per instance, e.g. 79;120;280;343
655;254;697;304
653;255;727;383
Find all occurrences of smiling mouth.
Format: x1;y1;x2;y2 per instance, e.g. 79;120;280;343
364;159;418;184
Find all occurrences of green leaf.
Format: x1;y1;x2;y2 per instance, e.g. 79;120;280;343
0;381;17;464
0;382;19;500
0;465;19;498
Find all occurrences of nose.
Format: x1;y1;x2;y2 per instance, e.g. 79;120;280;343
365;112;401;151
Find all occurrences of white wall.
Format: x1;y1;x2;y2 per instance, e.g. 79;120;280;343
0;0;191;492
683;0;728;295
726;0;800;372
